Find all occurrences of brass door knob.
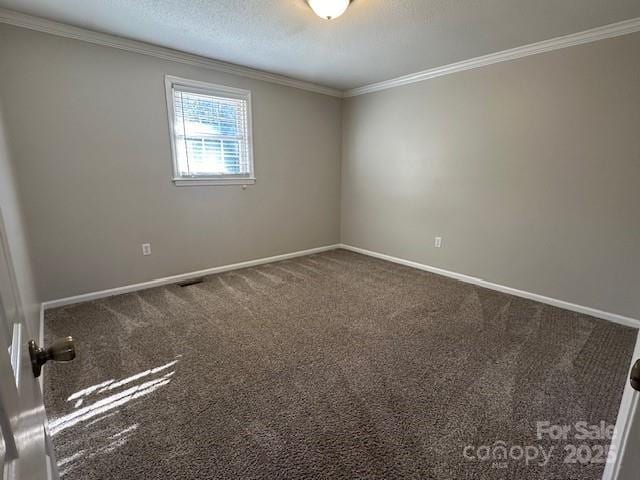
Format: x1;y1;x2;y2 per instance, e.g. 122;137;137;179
28;336;76;378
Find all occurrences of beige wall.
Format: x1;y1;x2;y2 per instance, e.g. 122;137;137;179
341;32;640;319
0;25;342;301
1;24;638;319
0;102;40;335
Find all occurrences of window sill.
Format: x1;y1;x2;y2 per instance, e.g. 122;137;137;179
172;177;256;187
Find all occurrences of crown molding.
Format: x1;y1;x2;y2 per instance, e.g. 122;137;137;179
2;8;639;100
344;16;640;97
0;8;343;98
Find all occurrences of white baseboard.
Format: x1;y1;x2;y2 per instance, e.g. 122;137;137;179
42;244;341;310
339;243;640;329
339;243;640;480
39;241;639;480
43;242;640;330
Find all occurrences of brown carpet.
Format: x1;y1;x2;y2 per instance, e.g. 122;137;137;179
44;249;636;479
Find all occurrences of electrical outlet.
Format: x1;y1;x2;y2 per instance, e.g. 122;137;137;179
434;237;442;248
142;243;152;256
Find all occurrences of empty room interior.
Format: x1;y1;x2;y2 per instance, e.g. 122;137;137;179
1;1;640;479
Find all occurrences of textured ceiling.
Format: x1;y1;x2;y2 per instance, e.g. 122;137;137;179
2;0;640;90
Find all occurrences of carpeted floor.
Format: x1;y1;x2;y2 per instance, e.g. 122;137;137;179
44;249;636;479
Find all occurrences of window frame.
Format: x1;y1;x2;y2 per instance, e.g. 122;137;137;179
164;75;255;186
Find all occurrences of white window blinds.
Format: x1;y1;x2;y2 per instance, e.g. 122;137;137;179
166;76;254;185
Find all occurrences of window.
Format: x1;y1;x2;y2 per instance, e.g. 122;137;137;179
165;76;254;186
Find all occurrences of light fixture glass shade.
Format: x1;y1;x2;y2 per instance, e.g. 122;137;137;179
308;0;350;20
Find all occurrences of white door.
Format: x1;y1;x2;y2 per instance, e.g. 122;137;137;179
0;208;59;480
603;337;640;480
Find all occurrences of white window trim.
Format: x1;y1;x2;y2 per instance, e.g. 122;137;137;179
164;75;256;186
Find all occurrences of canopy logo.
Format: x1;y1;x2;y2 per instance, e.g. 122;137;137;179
463;441;554;469
463;420;617;469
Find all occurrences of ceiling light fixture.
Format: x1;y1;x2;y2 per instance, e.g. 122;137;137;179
307;0;350;20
